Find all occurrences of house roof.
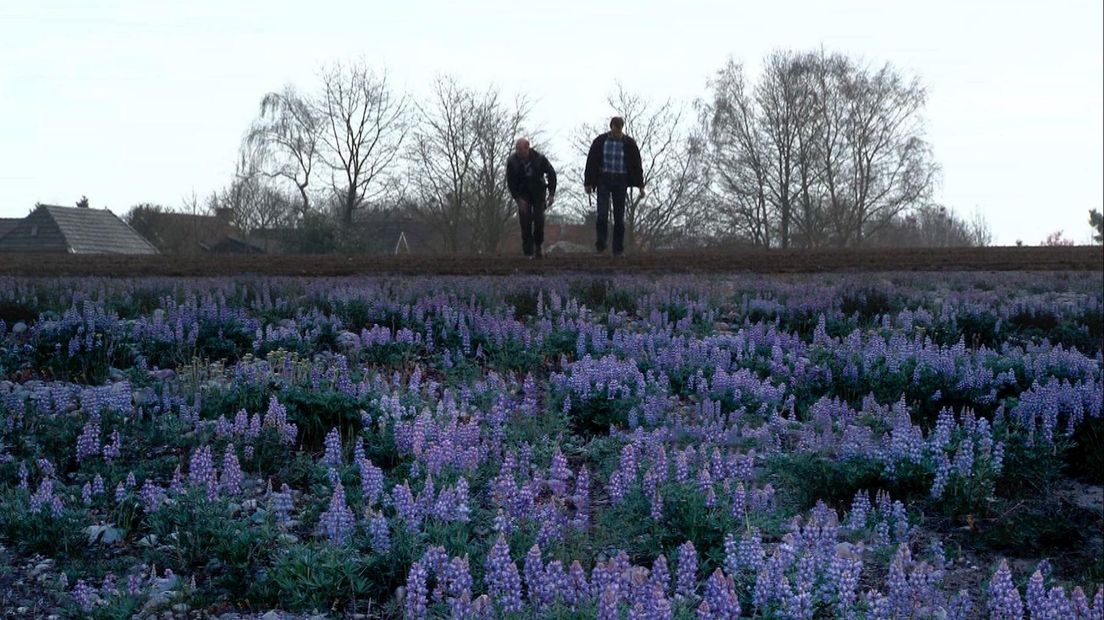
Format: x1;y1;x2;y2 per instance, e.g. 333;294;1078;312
0;218;19;240
0;204;159;254
127;209;238;254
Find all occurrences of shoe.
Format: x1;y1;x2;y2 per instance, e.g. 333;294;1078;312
535;246;543;259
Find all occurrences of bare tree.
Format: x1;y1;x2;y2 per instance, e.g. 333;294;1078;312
705;50;935;248
832;57;934;245
408;76;534;253
318;62;409;225
702;59;773;246
571;84;708;250
210;156;296;234
245;86;321;219
407;76;481;253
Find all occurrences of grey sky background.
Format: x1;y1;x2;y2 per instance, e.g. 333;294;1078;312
1;0;1101;245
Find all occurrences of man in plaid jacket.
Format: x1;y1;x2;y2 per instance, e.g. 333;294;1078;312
584;116;645;256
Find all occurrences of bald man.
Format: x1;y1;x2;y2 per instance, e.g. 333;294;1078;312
505;138;558;258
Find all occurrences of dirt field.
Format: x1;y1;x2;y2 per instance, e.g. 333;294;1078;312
0;246;1100;277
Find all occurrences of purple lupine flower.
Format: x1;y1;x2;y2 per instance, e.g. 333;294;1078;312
221;443;242;496
1026;569;1047;619
1042;586;1074;619
125;471;136;489
188;445;216;499
127;573;143;596
676;541;699;602
846;490;871;530
443;555;474;601
422;546;449;601
598;583;620;620
449;591;474;619
140;479;165;513
36;458;56;478
367;511;390;553
114;481;128;503
703;568;740;619
698;468;716;508
404;561;429;620
524;545;546;608
573;466;590;529
493;509;512;537
272;484;293;524
263;396;298;445
168;468;183;496
731;483;747;520
71;579;97;612
318;480;355;544
100;573;117;596
885;544;912;618
891;501;910;543
358;458;385;508
82;482;93;506
1071;586;1091;617
987;559;1024;620
947;590;972;620
392;481;421;532
322;427;342;468
76;419;101;462
544;560;569;609
830;544;863;617
92;473;105;495
567;560;590;609
102;430;121;461
452;477;471;523
17;462;28;490
737;527;765;573
484;535;523;614
752;552;787;612
549;449;571;497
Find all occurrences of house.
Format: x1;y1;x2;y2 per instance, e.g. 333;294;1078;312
501;214;593;254
0;204;158;254
127;207;263;255
0;218;20;241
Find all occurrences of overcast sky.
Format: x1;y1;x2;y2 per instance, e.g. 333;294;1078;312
1;0;1101;244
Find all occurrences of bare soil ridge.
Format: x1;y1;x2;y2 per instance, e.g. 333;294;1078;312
0;246;1100;276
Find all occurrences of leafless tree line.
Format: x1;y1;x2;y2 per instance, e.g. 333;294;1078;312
181;50;986;254
702;50;940;248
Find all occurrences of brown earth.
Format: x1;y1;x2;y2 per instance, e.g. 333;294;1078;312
0;246;1100;277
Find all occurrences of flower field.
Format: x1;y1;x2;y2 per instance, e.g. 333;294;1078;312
0;272;1101;619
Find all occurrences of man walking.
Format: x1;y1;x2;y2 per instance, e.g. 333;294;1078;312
584;116;645;255
506;138;557;259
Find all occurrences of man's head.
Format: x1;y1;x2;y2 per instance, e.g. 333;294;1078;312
515;138;531;159
609;116;625;137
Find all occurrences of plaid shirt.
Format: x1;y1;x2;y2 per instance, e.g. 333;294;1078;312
602;137;627;174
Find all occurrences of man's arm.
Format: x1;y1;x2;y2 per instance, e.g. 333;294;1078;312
505;159;521;199
583;135;603;190
543;155;557;197
626;137;645;189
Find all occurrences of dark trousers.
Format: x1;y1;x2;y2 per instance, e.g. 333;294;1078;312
518;193;546;256
596;173;628;254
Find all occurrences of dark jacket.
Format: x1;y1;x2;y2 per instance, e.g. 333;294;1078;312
505;149;557;200
584;132;644;188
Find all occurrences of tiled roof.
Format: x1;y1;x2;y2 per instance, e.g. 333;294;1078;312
0;205;159;254
0;218;19;240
